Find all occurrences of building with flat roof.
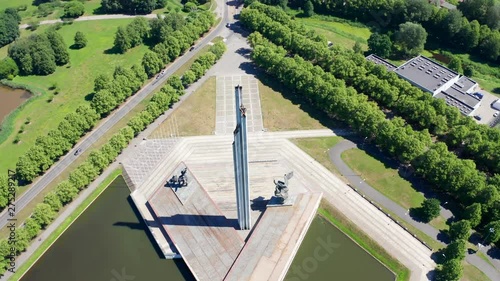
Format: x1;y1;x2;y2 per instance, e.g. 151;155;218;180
364;54;481;116
365;54;397;71
394;55;460;95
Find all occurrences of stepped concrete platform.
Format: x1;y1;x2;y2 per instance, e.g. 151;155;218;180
148;164;245;281
224;192;322;281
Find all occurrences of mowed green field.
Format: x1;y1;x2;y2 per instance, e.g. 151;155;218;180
0;19;149;172
297;17;371;50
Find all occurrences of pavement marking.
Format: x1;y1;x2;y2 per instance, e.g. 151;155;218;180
215;75;263;135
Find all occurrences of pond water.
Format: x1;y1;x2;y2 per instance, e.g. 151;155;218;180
284;216;396;281
21;176;194;281
0;85;31;122
22;176;395;281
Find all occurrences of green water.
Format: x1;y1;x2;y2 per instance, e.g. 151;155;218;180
21;176;194;281
284;216;396;281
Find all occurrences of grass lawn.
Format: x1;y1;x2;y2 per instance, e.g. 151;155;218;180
297;17;371;50
150;76;217;137
258;77;333;131
0;19;149;173
462;260;492;281
290;137;344;176
341;148;448;231
319;200;410;281
9;168;123;281
0;96;148;240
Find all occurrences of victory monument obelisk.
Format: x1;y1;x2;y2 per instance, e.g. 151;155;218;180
232;85;251;230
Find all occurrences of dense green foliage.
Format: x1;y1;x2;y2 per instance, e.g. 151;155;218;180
0;10;20;48
283;0;500;63
419;198;441;223
100;0;167;14
367;33;392;57
0;57;19;80
8;31;69;76
63;1;85;18
73;31;88;49
240;2;500;243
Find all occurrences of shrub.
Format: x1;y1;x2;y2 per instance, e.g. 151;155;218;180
63;1;85;18
0;57;19;79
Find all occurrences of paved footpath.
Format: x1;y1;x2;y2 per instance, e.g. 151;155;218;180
19;13;159;29
329;139;500;281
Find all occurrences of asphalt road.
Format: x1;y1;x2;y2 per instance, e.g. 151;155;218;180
329;139;500;281
0;0;229;230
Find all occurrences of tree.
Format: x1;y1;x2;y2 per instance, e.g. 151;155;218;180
142;51;163;78
63;1;85;18
448;220;471;240
181;69;197;87
91;89;117;116
0;57;19;79
448;56;463;73
436;258;463;281
403;0;433;22
113;27;131;54
0;175;14;209
23;218;41;240
464;203;482;227
367;33;392;58
394;22;427;57
55;181;78;205
0;12;20;48
303;0;314;17
73;31;87;49
485;4;500;30
419;198;441;223
353;42;363;54
46;31;69;66
183;2;197;12
444;239;466;260
4;7;21;23
482;221;500;244
31;203;56;227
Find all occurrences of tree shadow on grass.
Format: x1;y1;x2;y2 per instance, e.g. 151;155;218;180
84;92;94;101
240;64;346;131
103;46;121;55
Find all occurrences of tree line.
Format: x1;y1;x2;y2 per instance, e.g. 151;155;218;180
100;0;167;15
0;36;226;276
13;10;215;184
0;8;20;48
7;30;69;76
280;0;500;63
242;2;500;175
241;3;500;247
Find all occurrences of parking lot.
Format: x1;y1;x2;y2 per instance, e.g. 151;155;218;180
472;88;499;126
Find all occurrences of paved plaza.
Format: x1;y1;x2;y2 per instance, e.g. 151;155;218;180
215;75;263;135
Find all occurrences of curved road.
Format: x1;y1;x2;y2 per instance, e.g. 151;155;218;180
0;0;229;230
329;139;500;281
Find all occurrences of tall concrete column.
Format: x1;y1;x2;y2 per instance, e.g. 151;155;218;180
232;85;251;230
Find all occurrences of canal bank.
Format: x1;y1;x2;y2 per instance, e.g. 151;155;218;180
20;175;193;281
0;82;33;145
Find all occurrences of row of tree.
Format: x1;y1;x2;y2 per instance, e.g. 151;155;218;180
8;30;69;76
283;0;500;63
0;8;20;48
100;0;167;15
15;105;100;183
241;4;500;241
241;3;500;176
0;125;135;275
0;37;226;275
181;41;226;87
13;10;215;183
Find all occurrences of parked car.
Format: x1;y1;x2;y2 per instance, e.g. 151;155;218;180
74;148;82;156
189;46;195;51
472;92;483;99
226;23;230;27
474;115;482;121
494;111;499;118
